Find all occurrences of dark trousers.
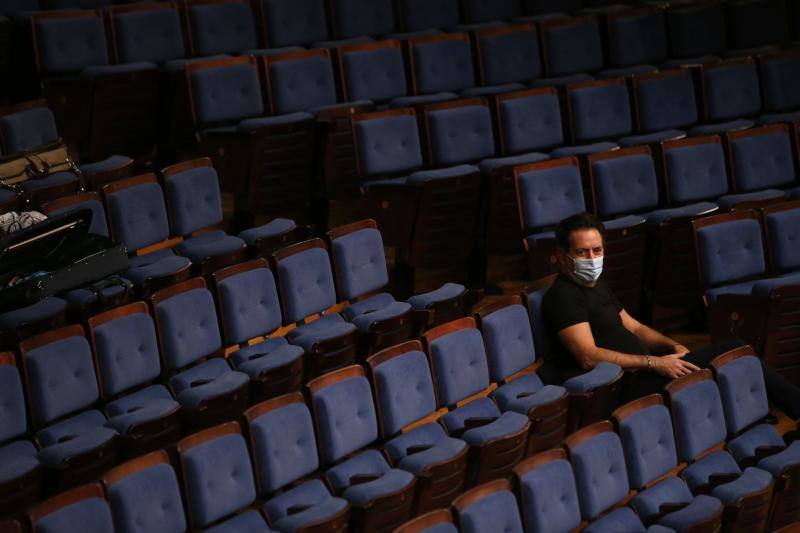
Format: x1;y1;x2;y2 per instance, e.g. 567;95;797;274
629;339;800;419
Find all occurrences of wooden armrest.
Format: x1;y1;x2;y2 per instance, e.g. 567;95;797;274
349;473;382;486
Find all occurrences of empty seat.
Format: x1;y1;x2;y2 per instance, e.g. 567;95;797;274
27;484;114;533
394;0;459;35
259;0;328;48
176;421;273;531
393;509;456;533
212;259;304;401
537;16;602;86
19;326;118;489
475;296;570;453
307;365;416;531
184;0;264;57
31;10;159;161
244;393;350;532
513;449;583;533
151;278;250;430
86;302;181;456
631;69;699;140
337;40;410;105
757;50;800;124
272;239;359;377
665;0;725;66
102;450;187;533
472;24;541;94
366;341;469;513
452;479;524;533
325;0;395;42
566;77;685;148
600;6;666;78
0;351;41;514
422;318;531;484
108;3;186;66
666;370;776;529
103;174;192;295
691;58;761;136
726;124;796;203
612;395;723;530
406;33;483;99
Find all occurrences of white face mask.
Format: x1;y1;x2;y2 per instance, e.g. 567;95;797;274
572;255;603;284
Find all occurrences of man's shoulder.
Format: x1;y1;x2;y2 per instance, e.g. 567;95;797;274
543;275;584;306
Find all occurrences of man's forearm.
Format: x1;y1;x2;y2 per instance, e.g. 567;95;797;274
584;346;649;370
634;323;680;354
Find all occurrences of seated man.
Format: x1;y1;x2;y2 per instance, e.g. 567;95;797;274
541;212;800;419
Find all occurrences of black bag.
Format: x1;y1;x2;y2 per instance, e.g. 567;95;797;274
0;209;129;312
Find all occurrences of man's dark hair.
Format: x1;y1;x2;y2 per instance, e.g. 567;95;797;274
555;212;606;251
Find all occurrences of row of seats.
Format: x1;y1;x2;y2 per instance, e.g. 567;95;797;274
2;344;797;532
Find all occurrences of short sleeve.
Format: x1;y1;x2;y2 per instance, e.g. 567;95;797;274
542;279;590;333
602;281;624;312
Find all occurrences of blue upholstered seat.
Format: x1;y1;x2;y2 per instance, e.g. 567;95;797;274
0;297;66;330
265;480;347;532
0;357;39;485
410;36;476;96
728;127;797;194
478;152;548;174
237;218;296;246
634;70;699;134
125;250;189;285
205;510;275;533
688;118;754;136
516;160;585;234
759;52;800;116
758;441;800;476
288;314;357;352
632;476;694;521
394;0;458;33
457;488;524;533
407;283;465;310
268;52;361;114
327;0;394;40
518;457;582;533
540;17;604;79
710;467;773;504
20;171;77;193
475;26;541;88
550;142;620;158
645;202;719;225
604;8;667;71
695;60;762;130
570;430;630;521
340;44;408;104
106;462;187;533
111;5;185;64
597;64;658;79
386;425;465;474
618;129;686;147
563;362;623;393
47;197;109;237
186;1;258;56
568;81;634;144
217;266;284;346
492;378;566;414
260;0;328;48
425;104;495;167
104;386;178;434
174;231;245;262
389;93;458;108
36;410;118;467
765;205;800;273
0;439;38;484
82;62;156;80
232;340;304;380
34;14;111;75
35;495;115;533
584;507;646;533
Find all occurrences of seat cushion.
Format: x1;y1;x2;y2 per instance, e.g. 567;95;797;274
235;113;314;132
443;398;529;445
0;296;67;329
204;510;274;533
174;230;245;262
104;384;178;433
658;494;722;531
563;362;622;393
235;342;304;380
341;292;395;321
717;189;785;211
389;92;459;108
287;314;357;352
585;507;645;533
618;129;686;148
727;424;786;463
326;449;390;492
405;165;478;184
758;110;800;124
710;467;773;505
757;440;800;476
384;423;466;474
478;151;549;174
238;218;296;245
689;119;754;136
462;82;527;97
645;202;718;225
0;439;39;483
704;279;760;304
169;359;248;407
492;374;567;415
20;171;77;192
36;410;117;467
64;283;127;310
631;476;694;521
549;141;618;158
407;282;465;310
681;450;741;489
264;478;347;530
350;301;411;331
79;155;132;175
125;249;190;285
396;435;466;475
341;467;415;507
751;271;800;296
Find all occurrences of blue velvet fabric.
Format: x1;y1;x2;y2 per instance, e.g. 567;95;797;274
463;0;520;23
205;511;274;533
233;340;303;379
571;431;630;520
407;283;464;310
156;287;222;370
0;362;28;443
238;218;295;245
125;250;189;285
104;385;178;433
563;362;622;393
373;350;437;435
249;401;318;493
267;55;337;114
190;62;262;125
93;311;161;397
681;450;741;489
760;54;800;112
591;153;659;217
277;247;337;323
35;15;108;75
405;165;478;184
757;440;800;476
478;151;548;174
47;197;109;237
187;1;257;55
695;218;766;288
181;432;257;527
107;181;170;252
171;362;248;408
113;6;184;64
481;303;536;382
313;375;378;464
518;458;581;533
355;114;423;176
174;231;245;262
19;171;77;194
498;92;564;153
164;166;223;235
645;202;718;226
36;497;114;533
350;301;410;332
341;293;394;321
717;189;785;211
219;267;283;345
426;104;495;166
728;424;785;463
262;0;328;48
671;380;729;462
491;375;564;414
584;506;644;533
710;466;773;505
664;141;729;204
0;105;58;153
704;278;759;304
329;0;394;39
35;410;117;466
107;463;186;533
428;328;490;405
342;45;406;103
384;423;465;473
478;29;541;85
715;355;768;435
569;82;632;142
412;39;475;94
606;10;667;67
688;118;755;137
0;440;39;485
729;129;796;192
619;404;679;490
516;162;585;230
340;466;414;507
541;18;604;76
440;397;528;445
657;494;721;532
264;479;347;531
330;227;387;300
631;476;693;521
703;62;761;121
458;489;524;533
25;335;99;425
751;271;800;295
396;0;458;32
287;314;356;352
765;207;800;272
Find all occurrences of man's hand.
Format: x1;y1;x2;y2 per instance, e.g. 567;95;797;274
652;355;700;379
